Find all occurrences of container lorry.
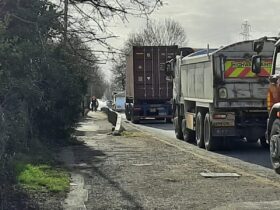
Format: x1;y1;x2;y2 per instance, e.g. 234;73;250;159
252;37;280;174
165;40;275;151
125;46;178;123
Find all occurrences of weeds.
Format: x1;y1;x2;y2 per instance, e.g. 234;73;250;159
15;162;70;193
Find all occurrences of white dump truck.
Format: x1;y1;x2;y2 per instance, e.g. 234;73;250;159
165;40;275;151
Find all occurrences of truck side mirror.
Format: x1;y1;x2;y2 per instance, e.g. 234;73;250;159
253;40;264;54
165;61;174;78
252;55;262;74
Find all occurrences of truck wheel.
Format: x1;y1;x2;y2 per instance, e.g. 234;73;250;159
182;119;194;143
131;110;139;124
131;117;139;124
174;117;183;140
196;112;205;148
166;118;172;124
270;119;280;174
125;106;131;121
260;136;269;149
204;113;218;151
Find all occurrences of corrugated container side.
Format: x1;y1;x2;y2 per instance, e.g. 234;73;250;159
125;51;134;99
127;46;177;101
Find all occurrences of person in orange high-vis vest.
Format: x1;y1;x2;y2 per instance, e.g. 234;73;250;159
267;76;280;112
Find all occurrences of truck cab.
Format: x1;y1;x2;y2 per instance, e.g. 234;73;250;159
252;37;280;174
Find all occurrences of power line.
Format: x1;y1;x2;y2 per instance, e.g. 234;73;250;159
240;20;251;41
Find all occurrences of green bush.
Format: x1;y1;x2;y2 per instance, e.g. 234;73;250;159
0;0;104;200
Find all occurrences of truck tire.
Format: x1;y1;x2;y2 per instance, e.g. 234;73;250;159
270;119;280;174
125;106;131;121
204;113;218;151
131;110;139;124
174;117;183;140
260;136;269;149
166;118;172;124
131;117;139;124
196;112;205;148
182;119;194;143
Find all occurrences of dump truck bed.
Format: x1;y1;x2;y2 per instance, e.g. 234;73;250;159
180;40;275;108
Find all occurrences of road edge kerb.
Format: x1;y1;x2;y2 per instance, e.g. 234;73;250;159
101;107;124;135
61;147;88;210
113;112;124;135
124;121;280;188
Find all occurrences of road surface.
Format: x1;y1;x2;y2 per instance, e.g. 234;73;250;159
121;115;271;169
64;111;280;210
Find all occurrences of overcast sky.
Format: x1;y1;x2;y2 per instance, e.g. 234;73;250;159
101;0;280;80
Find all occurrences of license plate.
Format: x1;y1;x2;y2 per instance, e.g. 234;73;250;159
159;112;166;116
212;121;234;127
150;108;156;112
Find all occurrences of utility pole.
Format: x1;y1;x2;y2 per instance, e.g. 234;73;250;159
63;0;69;44
240;20;251;41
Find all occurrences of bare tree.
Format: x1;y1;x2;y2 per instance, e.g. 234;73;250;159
52;0;162;61
111;53;126;91
49;0;163;97
124;18;187;51
112;18;187;91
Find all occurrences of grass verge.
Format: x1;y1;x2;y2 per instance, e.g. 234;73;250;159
121;130;148;138
15;162;70;193
13;150;70;194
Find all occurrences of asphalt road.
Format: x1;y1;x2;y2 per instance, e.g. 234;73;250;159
67;112;280;210
122;116;272;169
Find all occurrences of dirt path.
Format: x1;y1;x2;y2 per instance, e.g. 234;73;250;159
63;111;280;210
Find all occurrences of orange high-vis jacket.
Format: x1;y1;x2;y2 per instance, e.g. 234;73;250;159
267;82;280;111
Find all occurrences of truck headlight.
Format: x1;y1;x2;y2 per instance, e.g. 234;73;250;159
218;88;227;99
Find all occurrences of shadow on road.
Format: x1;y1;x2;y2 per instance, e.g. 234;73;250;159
132;120;272;170
188;138;272;169
72;143;144;209
72;112;144;210
216;138;271;169
136;119;174;131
